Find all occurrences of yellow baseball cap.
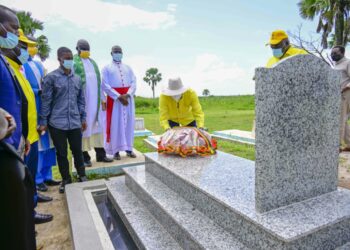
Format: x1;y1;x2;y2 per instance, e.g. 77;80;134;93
18;29;36;46
268;30;288;45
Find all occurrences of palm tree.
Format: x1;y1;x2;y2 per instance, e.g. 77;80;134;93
143;68;162;99
298;0;350;47
202;89;210;97
16;11;51;61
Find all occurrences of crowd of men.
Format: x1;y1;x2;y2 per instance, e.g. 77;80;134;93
1;3;350;249
0;5;140;249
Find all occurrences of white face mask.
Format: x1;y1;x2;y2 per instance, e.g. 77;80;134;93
172;94;182;102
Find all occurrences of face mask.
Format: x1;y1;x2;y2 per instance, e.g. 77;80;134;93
28;46;38;57
62;59;73;69
172;94;182;102
0;25;19;49
80;50;90;59
272;48;284;58
112;53;123;62
17;48;29;64
331;54;342;62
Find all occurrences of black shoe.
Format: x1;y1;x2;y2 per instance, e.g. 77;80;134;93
59;179;72;194
37;193;53;203
34;212;53;224
37;183;48;192
126;151;137;158
114;153;121;160
44;179;61;186
79;176;88;182
96;156;113;163
84;160;92;167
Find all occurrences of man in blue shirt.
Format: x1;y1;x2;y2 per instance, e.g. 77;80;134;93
39;47;87;193
0;5;26;152
0;4;35;249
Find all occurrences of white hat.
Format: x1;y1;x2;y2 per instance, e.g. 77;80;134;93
162;77;188;96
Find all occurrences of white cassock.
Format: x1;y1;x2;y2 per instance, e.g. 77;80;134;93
101;61;136;155
81;58;104;151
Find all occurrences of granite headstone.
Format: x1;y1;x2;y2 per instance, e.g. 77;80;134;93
255;54;341;212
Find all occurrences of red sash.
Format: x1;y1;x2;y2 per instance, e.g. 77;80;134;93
106;87;130;142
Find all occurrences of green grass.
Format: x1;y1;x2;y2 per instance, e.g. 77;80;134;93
52;95;256;181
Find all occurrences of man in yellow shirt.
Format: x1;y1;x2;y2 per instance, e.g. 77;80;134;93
2;29;53;224
159;78;204;130
266;30;307;68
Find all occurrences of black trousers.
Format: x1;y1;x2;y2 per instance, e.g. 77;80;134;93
49;126;85;180
83;148;106;162
0;141;36;250
168;120;197;128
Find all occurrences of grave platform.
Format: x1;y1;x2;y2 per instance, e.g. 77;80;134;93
212;129;255;145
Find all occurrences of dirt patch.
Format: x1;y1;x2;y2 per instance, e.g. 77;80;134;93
35;186;72;250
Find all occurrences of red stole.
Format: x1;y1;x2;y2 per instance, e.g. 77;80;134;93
106;87;130;142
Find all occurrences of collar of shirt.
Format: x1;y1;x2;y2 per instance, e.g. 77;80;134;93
336;57;347;65
58;67;74;77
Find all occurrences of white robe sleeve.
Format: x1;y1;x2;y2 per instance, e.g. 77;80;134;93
127;66;137;96
101;65;120;100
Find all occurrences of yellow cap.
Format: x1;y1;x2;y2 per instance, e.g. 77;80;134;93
18;29;36;46
268;30;288;45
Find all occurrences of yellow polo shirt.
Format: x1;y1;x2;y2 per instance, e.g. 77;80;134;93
6;57;39;144
266;47;308;68
159;88;204;130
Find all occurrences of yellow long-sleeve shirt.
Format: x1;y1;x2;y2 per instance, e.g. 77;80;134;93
159;88;204;130
6;57;39;144
266;47;307;68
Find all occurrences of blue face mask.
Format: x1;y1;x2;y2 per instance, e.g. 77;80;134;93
62;59;73;69
0;29;19;49
272;48;284;58
112;53;123;62
17;48;29;64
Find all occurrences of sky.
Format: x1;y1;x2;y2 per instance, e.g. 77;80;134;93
2;0;321;97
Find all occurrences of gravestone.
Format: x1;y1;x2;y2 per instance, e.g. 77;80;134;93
135;117;145;131
255;54;341;212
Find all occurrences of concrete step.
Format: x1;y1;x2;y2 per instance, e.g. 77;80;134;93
106;176;182;250
124;165;250;250
144;152;350;250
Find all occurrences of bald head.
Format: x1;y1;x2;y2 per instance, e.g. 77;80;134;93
112;45;122;54
76;39;90;51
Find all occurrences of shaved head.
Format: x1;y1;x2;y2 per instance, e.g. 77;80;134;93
57;47;72;58
76;39;90;51
112;45;122;53
0;5;16;23
0;5;19;35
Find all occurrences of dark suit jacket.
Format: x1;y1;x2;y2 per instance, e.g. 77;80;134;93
0;140;36;250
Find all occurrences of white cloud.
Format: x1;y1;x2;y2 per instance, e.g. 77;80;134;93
167;3;177;12
124;53;252;97
3;0;176;31
42;53;254;97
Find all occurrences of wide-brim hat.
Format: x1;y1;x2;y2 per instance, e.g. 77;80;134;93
162;77;188;96
18;29;36;46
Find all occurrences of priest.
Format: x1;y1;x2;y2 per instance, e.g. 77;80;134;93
101;45;137;160
73;39;112;166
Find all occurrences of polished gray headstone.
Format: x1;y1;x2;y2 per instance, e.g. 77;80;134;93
255;54;341;212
